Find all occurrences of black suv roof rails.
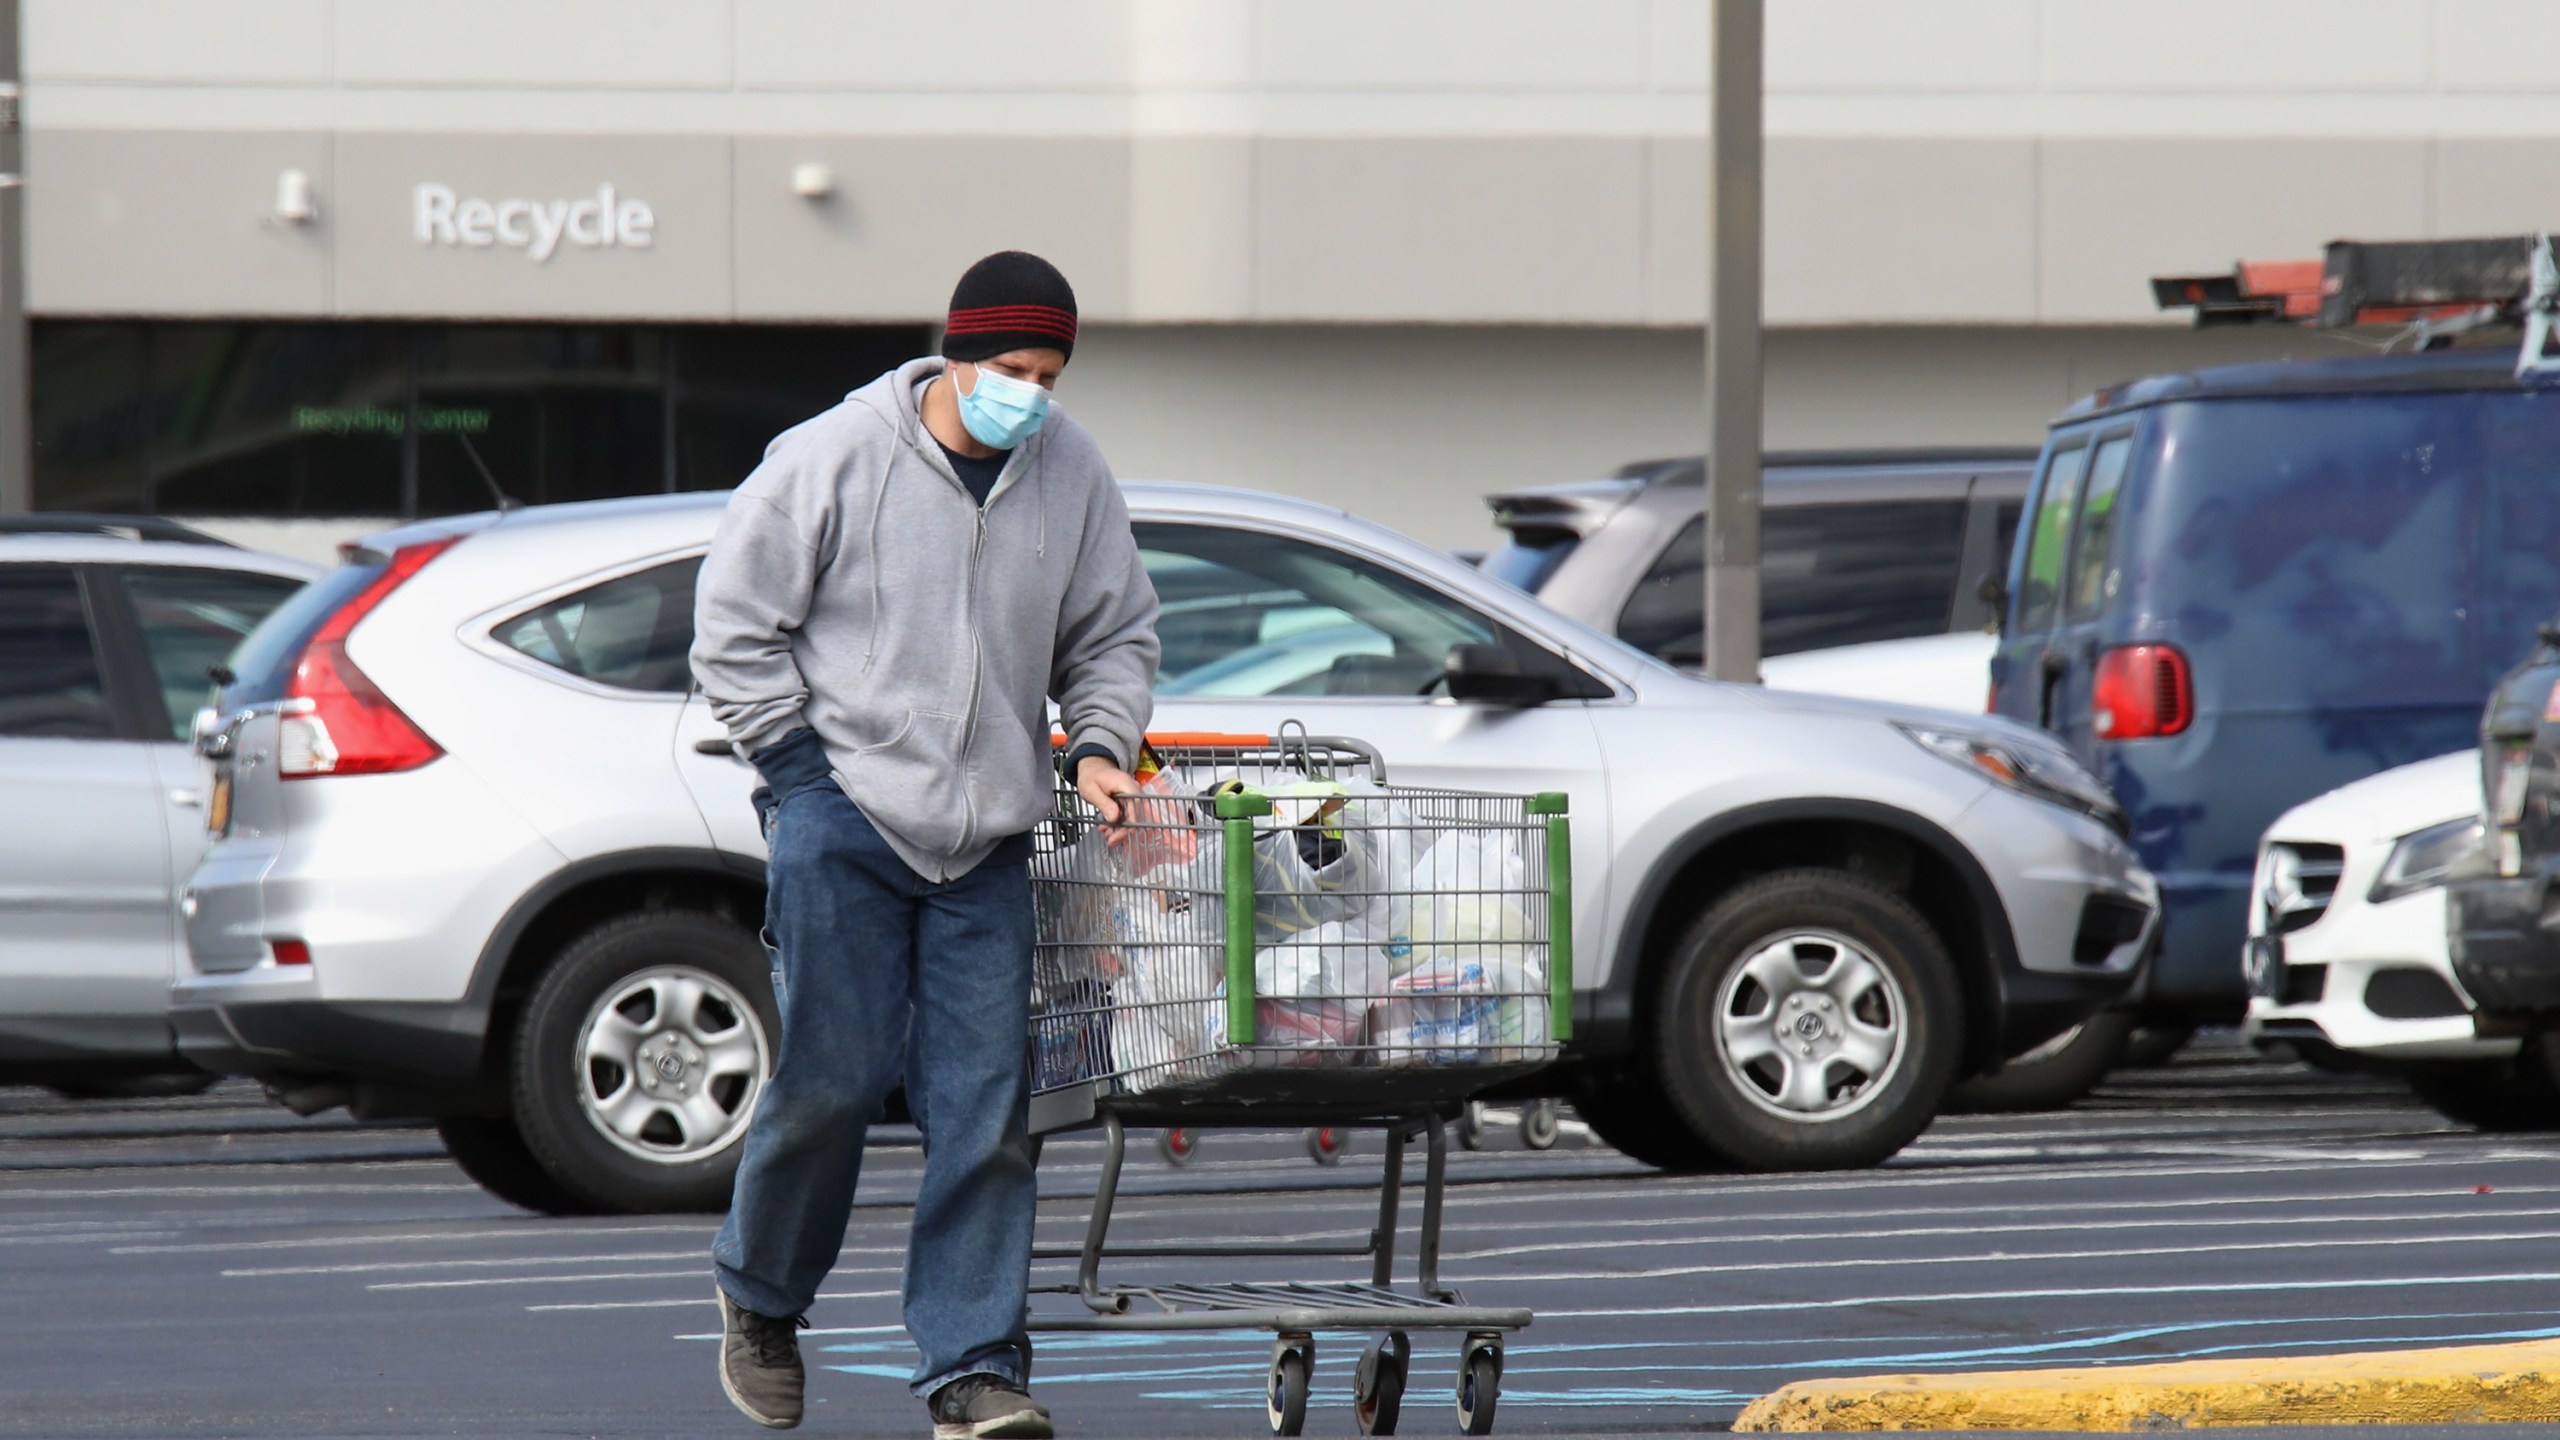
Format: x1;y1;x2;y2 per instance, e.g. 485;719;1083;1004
0;513;239;547
2155;233;2560;380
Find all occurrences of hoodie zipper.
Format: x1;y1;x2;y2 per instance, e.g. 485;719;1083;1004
914;367;1023;866
955;451;1027;862
958;503;988;858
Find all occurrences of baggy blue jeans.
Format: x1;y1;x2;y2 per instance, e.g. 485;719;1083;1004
712;780;1037;1397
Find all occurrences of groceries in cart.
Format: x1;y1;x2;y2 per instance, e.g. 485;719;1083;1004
1030;739;1558;1093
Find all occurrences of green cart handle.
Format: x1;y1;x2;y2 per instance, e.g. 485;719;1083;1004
1530;792;1572;1040
1215;789;1273;1044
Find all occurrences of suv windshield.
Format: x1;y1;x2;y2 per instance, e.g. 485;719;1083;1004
1619;500;1968;662
1481;531;1580;593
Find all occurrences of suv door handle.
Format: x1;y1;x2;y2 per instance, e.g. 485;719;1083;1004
693;738;741;758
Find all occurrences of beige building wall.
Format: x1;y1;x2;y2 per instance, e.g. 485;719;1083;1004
22;1;2558;541
1061;321;2321;549
24;0;2560;326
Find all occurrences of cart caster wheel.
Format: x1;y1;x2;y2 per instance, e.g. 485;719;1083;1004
1303;1126;1345;1166
1354;1331;1408;1435
1268;1335;1313;1436
1457;1334;1502;1436
1157;1127;1197;1166
1457;1102;1487;1151
1521;1099;1560;1152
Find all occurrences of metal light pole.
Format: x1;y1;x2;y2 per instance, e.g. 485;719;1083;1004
1703;0;1763;683
0;0;24;520
0;0;24;515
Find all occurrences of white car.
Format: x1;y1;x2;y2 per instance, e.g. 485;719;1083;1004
0;517;317;1095
2242;752;2546;1125
175;487;2154;1212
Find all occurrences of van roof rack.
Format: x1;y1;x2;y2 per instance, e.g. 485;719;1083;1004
2154;233;2560;380
0;513;238;546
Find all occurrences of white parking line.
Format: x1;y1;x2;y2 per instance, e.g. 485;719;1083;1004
224;1247;895;1278
1070;1153;2549;1219
1540;1269;2560;1320
371;1269;728;1291
0;1230;178;1246
0;1181;480;1200
1478;1224;2560;1284
111;1223;709;1255
527;1287;903;1313
1925;1108;2425;1131
1445;1202;2560;1259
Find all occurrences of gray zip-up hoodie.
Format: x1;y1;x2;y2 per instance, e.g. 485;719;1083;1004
690;356;1159;881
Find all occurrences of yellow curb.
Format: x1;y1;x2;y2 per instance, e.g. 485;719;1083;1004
1733;1336;2560;1430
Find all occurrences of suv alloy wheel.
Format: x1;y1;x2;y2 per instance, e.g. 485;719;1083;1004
1652;869;1961;1170
508;910;777;1213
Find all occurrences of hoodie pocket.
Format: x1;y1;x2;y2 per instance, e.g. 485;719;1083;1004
849;708;971;854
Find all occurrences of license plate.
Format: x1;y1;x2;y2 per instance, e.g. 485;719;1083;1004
206;768;232;838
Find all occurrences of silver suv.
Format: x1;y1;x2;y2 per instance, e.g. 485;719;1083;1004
0;516;315;1096
178;486;2153;1211
1485;448;2034;664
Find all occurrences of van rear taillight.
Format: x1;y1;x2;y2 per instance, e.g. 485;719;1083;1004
2092;643;2193;740
279;537;457;780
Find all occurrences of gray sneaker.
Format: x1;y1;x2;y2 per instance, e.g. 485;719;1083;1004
715;1286;806;1429
928;1373;1053;1439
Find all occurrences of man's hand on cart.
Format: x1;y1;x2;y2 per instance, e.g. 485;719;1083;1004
1075;754;1143;825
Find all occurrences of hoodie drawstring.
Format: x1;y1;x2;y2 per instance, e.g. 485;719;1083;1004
862;465;890;673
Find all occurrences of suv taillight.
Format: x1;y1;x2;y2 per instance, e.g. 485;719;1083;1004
2092;643;2193;740
278;537;457;779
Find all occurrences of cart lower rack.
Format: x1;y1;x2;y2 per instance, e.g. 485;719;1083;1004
1024;729;1570;1436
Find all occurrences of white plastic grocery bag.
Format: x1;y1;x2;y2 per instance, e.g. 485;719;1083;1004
1398;831;1533;977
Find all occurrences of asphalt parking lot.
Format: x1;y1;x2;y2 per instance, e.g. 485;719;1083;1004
10;1038;2560;1438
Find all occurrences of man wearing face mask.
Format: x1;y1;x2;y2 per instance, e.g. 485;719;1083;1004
691;250;1158;1437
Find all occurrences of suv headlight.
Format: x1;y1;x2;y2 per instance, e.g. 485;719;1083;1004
1897;723;2126;833
2367;815;2485;905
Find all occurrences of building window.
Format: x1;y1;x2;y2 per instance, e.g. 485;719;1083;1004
32;321;928;520
150;324;410;518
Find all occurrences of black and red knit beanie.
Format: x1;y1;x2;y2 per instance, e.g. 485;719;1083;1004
941;251;1079;363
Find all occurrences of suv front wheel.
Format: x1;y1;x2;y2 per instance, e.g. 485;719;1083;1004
509;910;777;1213
1652;869;1960;1171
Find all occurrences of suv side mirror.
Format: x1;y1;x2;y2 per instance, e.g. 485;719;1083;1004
1443;643;1563;707
1977;573;2008;634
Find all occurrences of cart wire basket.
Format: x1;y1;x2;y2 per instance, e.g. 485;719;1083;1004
1023;726;1572;1436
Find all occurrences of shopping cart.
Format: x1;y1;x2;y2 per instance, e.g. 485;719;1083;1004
1024;728;1571;1436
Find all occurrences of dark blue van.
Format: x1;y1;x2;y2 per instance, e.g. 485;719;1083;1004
1991;347;2560;1017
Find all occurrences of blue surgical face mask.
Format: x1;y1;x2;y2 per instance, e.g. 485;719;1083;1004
953;364;1051;450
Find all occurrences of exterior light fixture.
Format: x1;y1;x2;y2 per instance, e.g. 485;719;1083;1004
790;161;835;200
273;168;318;225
